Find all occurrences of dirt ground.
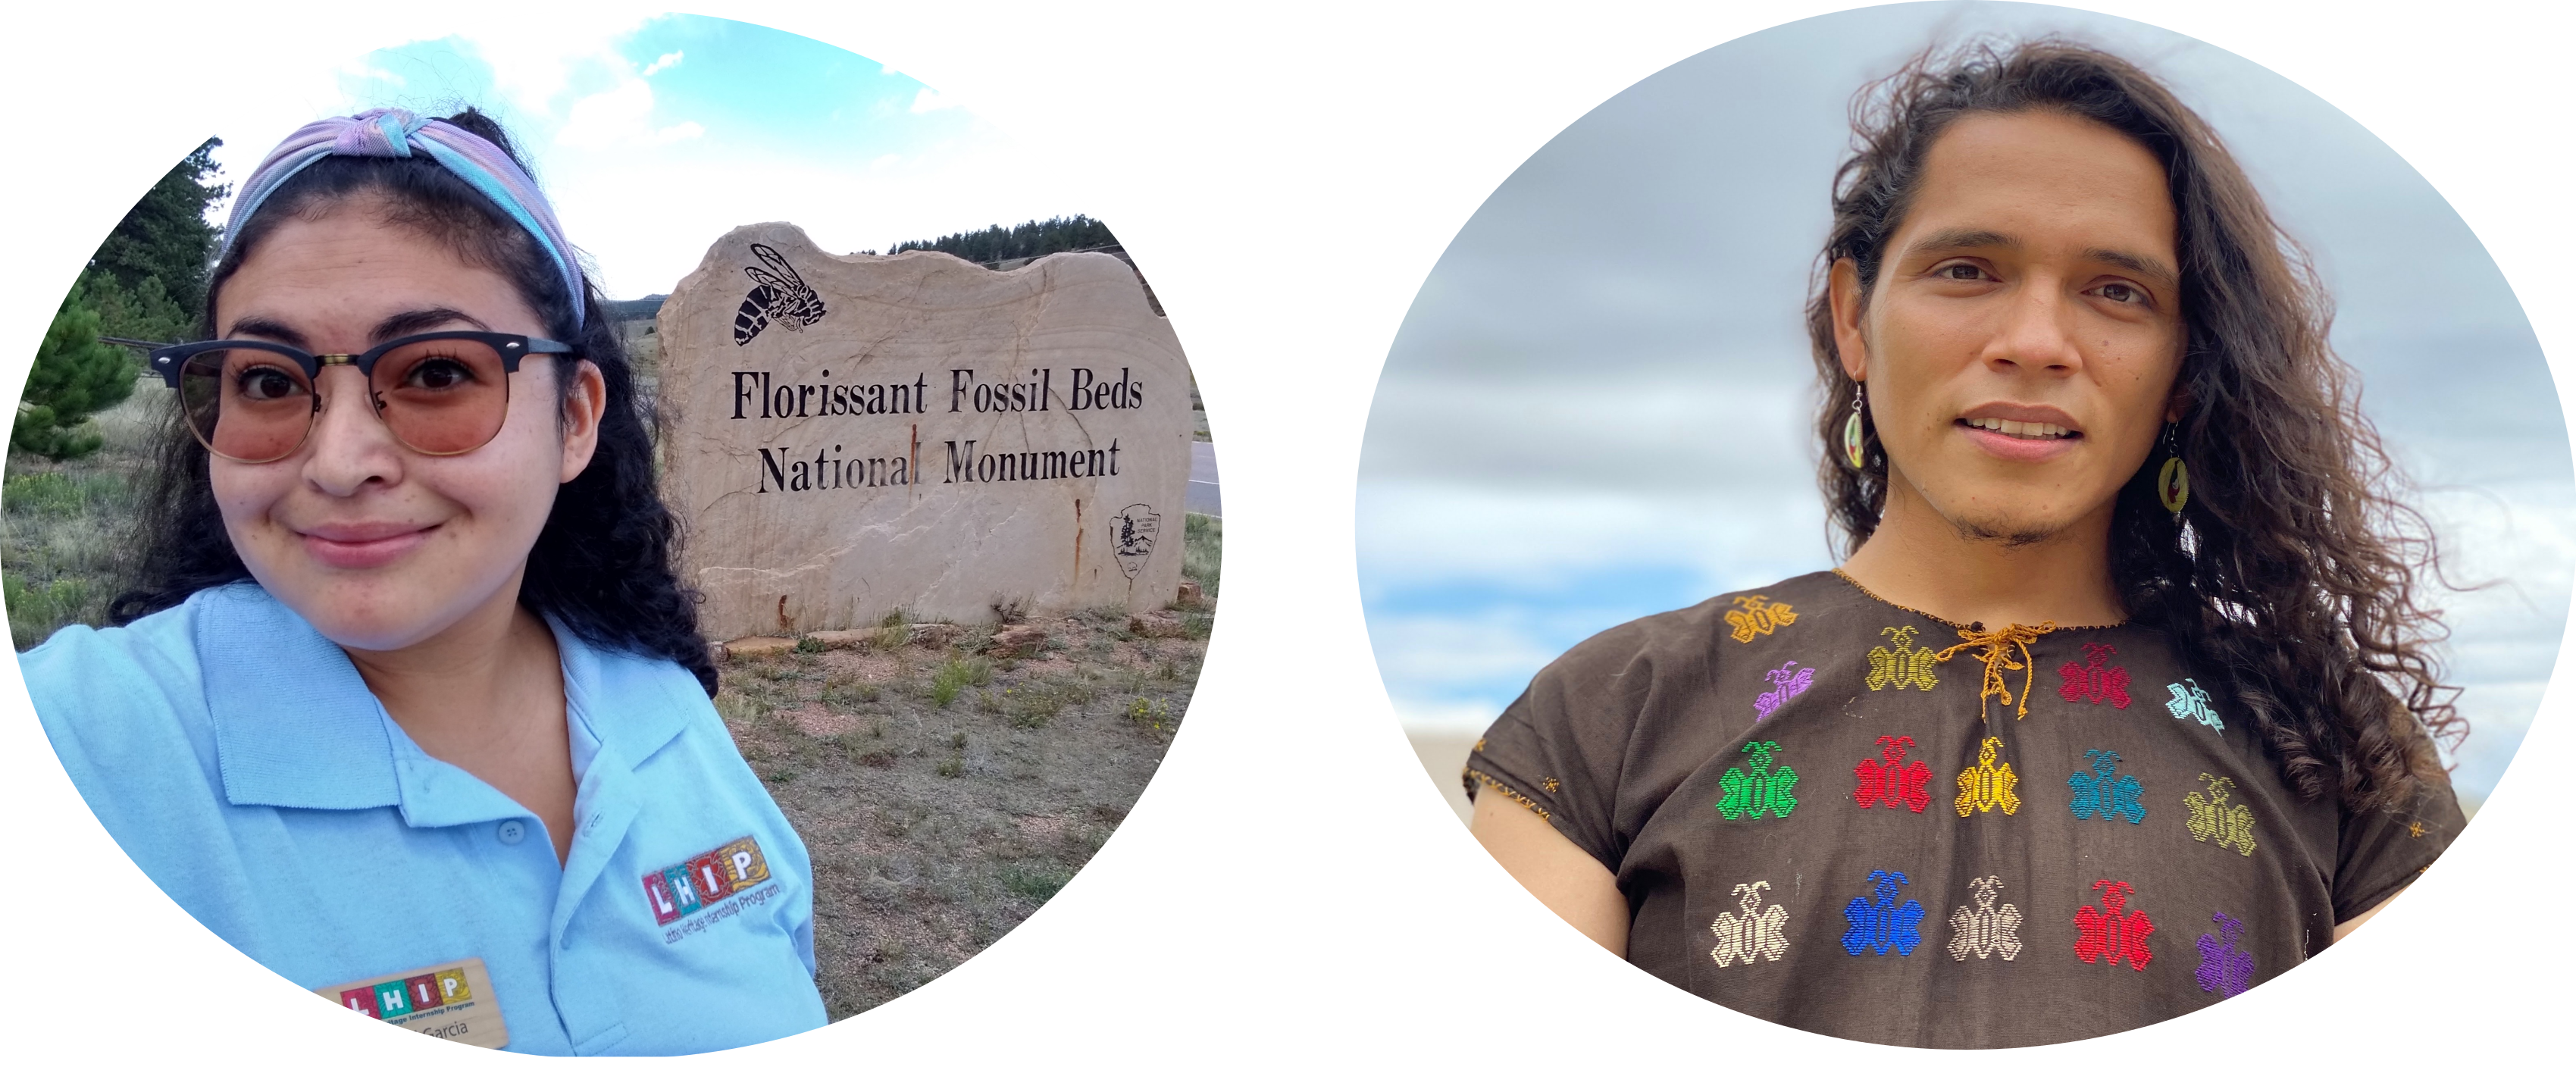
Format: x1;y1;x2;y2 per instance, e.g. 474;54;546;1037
715;605;1207;1019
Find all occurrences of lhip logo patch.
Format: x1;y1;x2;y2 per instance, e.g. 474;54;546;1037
643;836;772;925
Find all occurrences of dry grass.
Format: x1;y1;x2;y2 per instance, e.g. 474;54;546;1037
718;608;1205;1019
3;380;167;648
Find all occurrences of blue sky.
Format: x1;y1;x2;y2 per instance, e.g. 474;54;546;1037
202;14;1068;300
1355;1;2569;809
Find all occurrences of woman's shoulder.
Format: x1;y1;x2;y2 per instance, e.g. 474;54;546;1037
19;587;262;820
18;586;256;722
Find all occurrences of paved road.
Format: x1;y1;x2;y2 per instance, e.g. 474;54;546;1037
1188;441;1220;517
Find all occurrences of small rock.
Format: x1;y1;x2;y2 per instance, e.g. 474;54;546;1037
1129;612;1185;639
725;636;798;659
1176;580;1203;606
805;629;869;649
910;622;960;649
987;624;1050;658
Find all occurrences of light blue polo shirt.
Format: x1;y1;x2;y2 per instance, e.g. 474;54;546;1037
23;582;828;1055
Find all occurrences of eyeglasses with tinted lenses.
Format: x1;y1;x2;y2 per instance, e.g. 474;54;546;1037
148;331;571;463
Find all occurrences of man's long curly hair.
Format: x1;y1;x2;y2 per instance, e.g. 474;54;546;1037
108;108;720;696
1805;39;2459;812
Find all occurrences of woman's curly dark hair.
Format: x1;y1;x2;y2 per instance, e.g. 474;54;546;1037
1804;39;2459;812
108;108;721;696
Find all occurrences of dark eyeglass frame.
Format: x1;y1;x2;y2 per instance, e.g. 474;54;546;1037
148;330;573;462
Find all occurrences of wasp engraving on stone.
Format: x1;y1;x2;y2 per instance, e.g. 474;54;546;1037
1948;875;2024;962
732;243;828;346
1865;624;1940;692
1709;881;1791;967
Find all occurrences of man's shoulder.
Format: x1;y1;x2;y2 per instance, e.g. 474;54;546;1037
1533;569;1848;689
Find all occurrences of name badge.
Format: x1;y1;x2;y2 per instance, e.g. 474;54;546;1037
313;956;508;1049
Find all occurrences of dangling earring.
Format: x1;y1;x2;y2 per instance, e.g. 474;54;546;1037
2156;421;2189;516
1842;381;1868;471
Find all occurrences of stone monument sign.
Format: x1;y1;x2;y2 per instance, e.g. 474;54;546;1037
659;223;1191;640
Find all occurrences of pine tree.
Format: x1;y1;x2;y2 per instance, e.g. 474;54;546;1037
16;283;138;460
888;215;1122;265
89;138;227;326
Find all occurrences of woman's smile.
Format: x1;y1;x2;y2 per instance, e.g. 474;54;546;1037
294;518;440;568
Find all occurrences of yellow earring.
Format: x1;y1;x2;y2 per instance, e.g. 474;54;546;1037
1843;382;1867;471
2157;423;2189;514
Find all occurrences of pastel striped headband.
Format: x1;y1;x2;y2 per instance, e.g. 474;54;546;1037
220;108;586;327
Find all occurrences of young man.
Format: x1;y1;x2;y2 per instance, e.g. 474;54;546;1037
1465;41;2463;1049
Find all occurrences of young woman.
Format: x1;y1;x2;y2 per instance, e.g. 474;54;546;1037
1464;41;2465;1048
23;108;828;1054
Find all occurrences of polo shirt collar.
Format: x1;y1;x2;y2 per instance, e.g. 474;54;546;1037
200;584;404;811
199;585;696;815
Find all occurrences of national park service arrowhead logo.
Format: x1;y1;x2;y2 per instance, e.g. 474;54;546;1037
1113;503;1160;580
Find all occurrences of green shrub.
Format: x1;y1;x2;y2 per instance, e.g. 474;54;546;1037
17;286;139;460
1124;696;1170;730
1183;512;1222;598
997;862;1071;903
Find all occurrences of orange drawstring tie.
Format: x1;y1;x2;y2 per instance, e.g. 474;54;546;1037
1932;621;2057;722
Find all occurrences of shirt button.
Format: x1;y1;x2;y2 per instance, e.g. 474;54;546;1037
496;820;527;846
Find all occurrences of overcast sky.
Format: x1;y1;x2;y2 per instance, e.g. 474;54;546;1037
197;13;1072;300
1354;0;2568;808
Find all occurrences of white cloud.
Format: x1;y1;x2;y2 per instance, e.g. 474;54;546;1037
640;50;683;78
452;14;653;118
555;77;703;149
910;87;956;114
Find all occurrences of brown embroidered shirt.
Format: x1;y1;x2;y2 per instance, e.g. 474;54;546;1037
1464;570;2460;1048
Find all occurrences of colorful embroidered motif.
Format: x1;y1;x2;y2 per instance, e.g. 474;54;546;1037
1932;621;2056;721
1948;875;2024;962
2165;678;2224;733
1710;881;1791;967
1954;736;2022;817
2072;879;2155;971
1542;777;1560;793
2183;773;2258;856
1865;625;1940;692
1724;595;1799;643
2068;749;2147;825
2055;642;2133;709
2193;911;2255;997
1752;660;1816;721
1853;735;1933;813
1841;869;1927;956
1715;740;1800;820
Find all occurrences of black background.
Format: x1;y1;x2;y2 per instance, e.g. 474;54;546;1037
10;4;2545;1055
